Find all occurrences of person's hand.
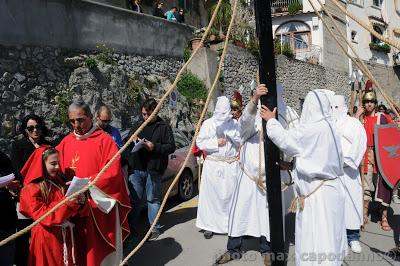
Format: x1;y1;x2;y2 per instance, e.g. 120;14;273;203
260;105;276;122
355;106;364;119
276;160;293;171
252;84;268;103
144;140;155;151
217;138;226;146
6;180;21;192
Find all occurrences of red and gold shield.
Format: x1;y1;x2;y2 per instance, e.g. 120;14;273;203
374;124;400;188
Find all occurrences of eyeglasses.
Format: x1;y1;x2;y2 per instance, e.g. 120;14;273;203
99;119;112;123
26;125;42;132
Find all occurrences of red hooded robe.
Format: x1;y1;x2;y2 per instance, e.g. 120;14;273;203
19;146;84;266
57;128;131;266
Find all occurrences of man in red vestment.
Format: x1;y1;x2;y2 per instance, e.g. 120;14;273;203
356;87;392;232
57;100;131;266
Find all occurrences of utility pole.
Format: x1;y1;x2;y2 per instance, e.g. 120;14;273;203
253;0;286;265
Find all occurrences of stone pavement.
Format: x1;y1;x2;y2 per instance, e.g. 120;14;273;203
125;196;400;266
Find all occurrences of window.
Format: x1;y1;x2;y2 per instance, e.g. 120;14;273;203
275;21;311;51
351;30;357;42
373;0;383;8
371;24;384;43
348;0;364;6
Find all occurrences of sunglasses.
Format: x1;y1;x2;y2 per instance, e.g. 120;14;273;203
26;125;42;132
99;119;112;123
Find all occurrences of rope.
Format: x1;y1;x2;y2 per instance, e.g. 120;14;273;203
330;0;400;50
120;0;241;264
288;180;327;213
308;0;400;119
0;0;227;249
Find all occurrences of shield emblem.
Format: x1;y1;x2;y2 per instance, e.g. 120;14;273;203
374;124;400;188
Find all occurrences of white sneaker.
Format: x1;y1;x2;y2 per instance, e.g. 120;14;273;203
350;241;362;253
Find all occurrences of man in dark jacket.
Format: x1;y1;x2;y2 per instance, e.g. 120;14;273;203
0;151;20;266
126;98;175;241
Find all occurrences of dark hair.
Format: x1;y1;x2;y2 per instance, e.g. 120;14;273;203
19;114;48;138
141;98;158;112
172;6;177;10
378;104;387;113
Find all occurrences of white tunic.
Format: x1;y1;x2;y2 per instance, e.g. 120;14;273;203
228;101;270;239
267;90;347;266
196;117;240;233
332;96;367;230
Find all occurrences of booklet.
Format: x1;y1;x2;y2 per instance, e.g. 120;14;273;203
131;138;146;153
0;173;15;188
65;176;90;196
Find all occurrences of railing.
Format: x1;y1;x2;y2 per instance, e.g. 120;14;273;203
277;35;322;64
272;0;302;13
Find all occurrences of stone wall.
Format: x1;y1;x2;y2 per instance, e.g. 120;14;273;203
0;0;194;58
222;45;350;112
0;44;192;153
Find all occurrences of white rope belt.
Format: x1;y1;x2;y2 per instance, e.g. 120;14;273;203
56;221;76;266
206;155;238;164
289;177;338;213
238;161;266;191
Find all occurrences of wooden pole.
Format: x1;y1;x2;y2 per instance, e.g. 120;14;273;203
254;0;286;264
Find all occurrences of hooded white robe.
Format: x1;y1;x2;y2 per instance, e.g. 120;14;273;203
228;83;296;239
196;96;241;234
331;95;367;230
266;89;347;266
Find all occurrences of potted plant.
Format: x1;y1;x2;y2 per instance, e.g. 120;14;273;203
369;42;391;53
190;29;205;50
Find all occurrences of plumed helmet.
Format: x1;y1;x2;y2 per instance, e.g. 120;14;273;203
363;90;377;103
231;91;243;109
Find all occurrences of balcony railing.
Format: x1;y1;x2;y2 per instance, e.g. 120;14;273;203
272;0;301;13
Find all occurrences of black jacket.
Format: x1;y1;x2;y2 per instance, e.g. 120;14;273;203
10;136;51;181
125;117;175;175
0;151;18;230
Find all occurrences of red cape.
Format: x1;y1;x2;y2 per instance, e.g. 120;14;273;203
57;129;131;266
19;147;83;266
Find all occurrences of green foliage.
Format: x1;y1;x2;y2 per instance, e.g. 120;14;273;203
274;40;294;58
209;0;232;35
95;44;116;65
246;38;260;57
369;42;391;53
288;2;303;14
54;87;73;125
183;46;192;62
85;57;98;69
177;72;208;101
127;76;143;103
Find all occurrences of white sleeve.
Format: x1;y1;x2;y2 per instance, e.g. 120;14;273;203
239;101;258;142
266;118;302;158
196;120;219;152
343;119;367;169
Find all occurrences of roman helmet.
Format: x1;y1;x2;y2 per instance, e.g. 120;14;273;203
363;80;377;103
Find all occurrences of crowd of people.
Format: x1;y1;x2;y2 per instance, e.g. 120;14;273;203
128;0;185;23
0;98;175;266
194;81;399;266
0;78;398;266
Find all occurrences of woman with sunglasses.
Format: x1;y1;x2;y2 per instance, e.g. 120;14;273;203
10;114;51;266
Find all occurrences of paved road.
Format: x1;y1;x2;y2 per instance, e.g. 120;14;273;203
125;195;400;266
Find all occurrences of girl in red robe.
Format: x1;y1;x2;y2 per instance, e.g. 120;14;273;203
19;146;86;266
